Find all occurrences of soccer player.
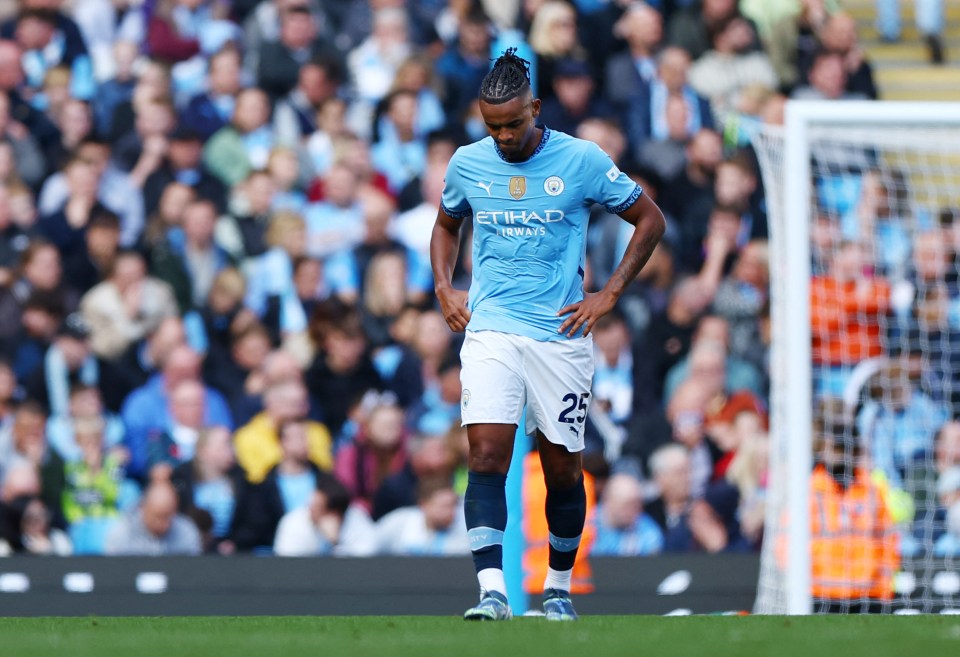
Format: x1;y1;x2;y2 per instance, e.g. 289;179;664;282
430;49;665;621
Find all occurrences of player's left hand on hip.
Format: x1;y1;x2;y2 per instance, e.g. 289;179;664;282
557;290;616;338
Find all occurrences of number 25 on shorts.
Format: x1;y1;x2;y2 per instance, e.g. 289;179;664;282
558;392;590;424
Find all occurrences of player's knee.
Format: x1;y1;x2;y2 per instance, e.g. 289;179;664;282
543;461;582;490
467;429;515;473
468;444;511;474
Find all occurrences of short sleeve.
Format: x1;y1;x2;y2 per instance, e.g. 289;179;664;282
582;143;643;214
440;149;472;220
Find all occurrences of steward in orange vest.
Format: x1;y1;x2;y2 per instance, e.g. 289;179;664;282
810;422;899;605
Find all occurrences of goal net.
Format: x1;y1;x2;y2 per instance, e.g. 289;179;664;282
752;102;960;614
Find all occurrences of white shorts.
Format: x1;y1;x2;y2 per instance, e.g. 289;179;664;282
459;330;595;452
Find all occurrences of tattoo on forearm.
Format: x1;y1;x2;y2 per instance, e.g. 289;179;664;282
611;229;660;291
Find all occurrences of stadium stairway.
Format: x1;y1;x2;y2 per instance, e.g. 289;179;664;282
844;0;960;100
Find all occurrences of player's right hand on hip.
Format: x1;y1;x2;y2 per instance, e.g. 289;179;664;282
437;287;471;332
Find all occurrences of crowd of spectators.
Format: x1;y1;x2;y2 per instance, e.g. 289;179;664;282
0;0;952;568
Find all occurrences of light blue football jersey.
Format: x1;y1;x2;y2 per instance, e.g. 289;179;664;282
440;127;643;341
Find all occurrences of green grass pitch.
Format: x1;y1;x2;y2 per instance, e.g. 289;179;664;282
2;616;959;657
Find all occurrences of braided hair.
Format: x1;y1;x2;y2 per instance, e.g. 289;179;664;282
479;48;532;105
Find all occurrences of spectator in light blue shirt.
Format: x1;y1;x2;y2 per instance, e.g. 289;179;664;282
593;473;664;556
170;426;241;548
15;9;96;106
243;210;309;337
592;312;635;427
325;189;432;314
303;163;365;259
371;90;428;194
839;170;931;282
104;480;202;556
857;359;949;490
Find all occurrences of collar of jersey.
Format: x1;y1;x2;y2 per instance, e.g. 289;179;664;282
493;125;551;163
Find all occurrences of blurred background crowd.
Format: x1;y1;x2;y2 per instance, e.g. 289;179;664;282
0;0;955;571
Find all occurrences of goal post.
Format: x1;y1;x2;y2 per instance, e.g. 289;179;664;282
753;101;960;615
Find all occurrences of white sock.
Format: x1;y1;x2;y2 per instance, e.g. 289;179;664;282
544;567;572;593
477;568;507;598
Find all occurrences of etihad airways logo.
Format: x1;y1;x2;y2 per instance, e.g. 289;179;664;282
477;209;565;238
475;209;565;225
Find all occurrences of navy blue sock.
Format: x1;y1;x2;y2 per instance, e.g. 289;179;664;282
545;475;586;571
464;471;508;573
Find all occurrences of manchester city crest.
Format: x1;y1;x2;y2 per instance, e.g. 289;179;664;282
461;389;471;408
544;176;564;196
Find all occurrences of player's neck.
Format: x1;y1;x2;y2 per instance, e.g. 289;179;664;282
505;127;544;163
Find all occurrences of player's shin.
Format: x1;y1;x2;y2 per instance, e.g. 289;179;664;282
543;474;586;592
464;471;508;597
